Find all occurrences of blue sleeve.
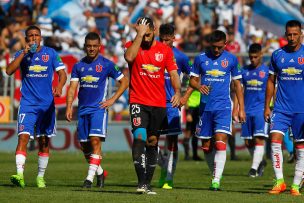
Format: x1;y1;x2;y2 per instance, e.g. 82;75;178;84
71;64;79;80
269;53;277;75
108;61;123;80
52;49;65;71
191;55;201;76
14;50;23;59
231;56;242;79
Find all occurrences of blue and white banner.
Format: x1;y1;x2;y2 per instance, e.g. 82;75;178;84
252;0;304;35
48;0;86;33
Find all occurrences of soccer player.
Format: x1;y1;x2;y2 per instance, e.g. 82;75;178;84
190;30;246;191
235;43;268;177
157;23;193;190
6;25;67;188
124;17;181;195
66;32;128;188
264;20;304;196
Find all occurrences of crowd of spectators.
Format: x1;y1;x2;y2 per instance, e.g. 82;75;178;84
0;0;303;121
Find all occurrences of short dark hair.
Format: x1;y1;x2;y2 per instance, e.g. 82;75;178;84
210;30;226;43
137;17;154;29
159;23;175;36
285;20;302;30
25;25;41;36
85;32;101;43
249;43;262;53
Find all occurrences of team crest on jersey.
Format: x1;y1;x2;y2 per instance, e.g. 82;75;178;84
259;71;265;78
221;60;228;68
155;52;163;62
133;117;141;126
298;57;304;65
42;54;49;62
96;65;102;72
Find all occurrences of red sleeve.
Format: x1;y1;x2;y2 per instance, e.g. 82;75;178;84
165;46;178;72
125;41;133;49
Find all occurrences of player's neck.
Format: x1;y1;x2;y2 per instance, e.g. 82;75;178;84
286;43;301;52
251;62;261;69
86;55;99;62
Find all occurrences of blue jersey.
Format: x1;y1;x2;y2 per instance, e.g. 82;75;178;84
191;50;241;111
16;46;65;106
71;55;123;116
165;47;192;107
241;64;269;115
270;45;304;113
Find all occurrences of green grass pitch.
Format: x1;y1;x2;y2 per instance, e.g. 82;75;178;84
0;151;303;202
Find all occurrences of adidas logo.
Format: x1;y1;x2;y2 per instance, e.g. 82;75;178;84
289;59;295;62
35;57;39;61
213;62;218;65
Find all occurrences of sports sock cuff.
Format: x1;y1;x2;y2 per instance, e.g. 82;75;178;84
271;140;282;144
215;141;226;151
295;145;304;149
38;152;49;157
90;154;101;165
16;150;26;156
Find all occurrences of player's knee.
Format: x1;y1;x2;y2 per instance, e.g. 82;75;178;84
215;141;226;151
133;128;147;141
147;136;158;147
18;134;29;145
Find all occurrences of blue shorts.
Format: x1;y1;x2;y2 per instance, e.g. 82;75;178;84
163;106;181;136
77;110;108;142
241;112;268;139
196;110;232;139
270;111;304;142
17;104;56;139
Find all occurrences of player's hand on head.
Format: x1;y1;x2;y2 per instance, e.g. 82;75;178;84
136;18;150;37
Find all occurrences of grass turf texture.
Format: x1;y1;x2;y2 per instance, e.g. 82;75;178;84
0;152;303;202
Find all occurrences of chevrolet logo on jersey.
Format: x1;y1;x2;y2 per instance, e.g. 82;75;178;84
206;69;225;77
29;65;48;72
282;67;302;75
142;64;160;73
247;79;263;86
81;75;99;83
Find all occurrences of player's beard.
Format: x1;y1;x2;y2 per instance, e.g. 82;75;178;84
141;35;154;49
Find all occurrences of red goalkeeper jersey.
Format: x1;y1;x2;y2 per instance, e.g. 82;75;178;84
125;40;178;107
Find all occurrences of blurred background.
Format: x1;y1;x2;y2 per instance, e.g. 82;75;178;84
0;0;303;152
